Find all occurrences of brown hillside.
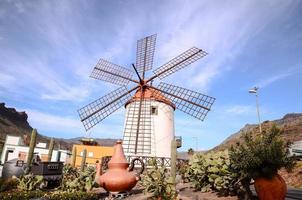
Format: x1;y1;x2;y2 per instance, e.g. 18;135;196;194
0;103;116;151
213;113;302;151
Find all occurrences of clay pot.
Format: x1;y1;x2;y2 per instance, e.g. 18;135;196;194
254;173;287;200
97;140;144;193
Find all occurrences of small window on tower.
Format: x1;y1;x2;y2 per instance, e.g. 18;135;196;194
151;106;158;115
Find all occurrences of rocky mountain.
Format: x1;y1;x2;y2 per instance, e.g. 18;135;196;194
1;102;301;154
0;103;116;151
213;113;302;151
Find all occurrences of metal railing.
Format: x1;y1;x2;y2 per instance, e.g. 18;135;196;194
101;155;188;170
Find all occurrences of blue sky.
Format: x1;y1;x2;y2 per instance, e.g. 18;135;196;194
0;0;301;151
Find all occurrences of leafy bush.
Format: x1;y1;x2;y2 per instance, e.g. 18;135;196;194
0;190;44;200
60;164;96;192
43;191;99;200
176;161;189;183
187;148;194;155
0;177;18;192
0;190;99;200
186;150;239;195
17;174;44;191
229;124;295;179
141;159;177;200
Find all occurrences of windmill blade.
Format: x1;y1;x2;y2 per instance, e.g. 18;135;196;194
90;59;138;86
136;34;157;78
150;47;207;81
123;98;152;155
151;82;215;121
78;86;139;131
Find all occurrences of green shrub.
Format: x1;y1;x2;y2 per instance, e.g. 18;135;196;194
0;177;18;192
229;124;295;179
60;164;96;192
0;190;44;200
176;161;189;183
141;159;177;200
186;150;239;195
0;191;99;200
17;174;44;191
43;191;99;200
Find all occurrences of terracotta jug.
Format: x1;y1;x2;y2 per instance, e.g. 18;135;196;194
254;174;287;200
97;140;144;193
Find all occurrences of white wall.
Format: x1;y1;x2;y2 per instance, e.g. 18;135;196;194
5;136;20;145
1;144;70;164
123;100;174;158
152;101;175;158
1;135;71;164
290;140;302;156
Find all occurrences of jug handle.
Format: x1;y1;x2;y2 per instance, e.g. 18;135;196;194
16;160;24;167
128;158;144;175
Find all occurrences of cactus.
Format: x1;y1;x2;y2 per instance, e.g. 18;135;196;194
81;149;87;172
26;129;37;173
47;137;55;162
17;174;44;191
186;150;240;195
61;165;96;192
142;159;177;200
71;146;77;167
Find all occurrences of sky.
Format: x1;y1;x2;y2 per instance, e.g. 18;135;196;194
0;0;302;151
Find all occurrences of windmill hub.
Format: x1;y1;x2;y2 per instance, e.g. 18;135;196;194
125;86;176;110
139;80;147;88
139;80;147;87
78;34;215;158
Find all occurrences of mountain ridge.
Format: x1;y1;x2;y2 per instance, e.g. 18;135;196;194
0;103;116;150
213;112;302;151
1;102;301;153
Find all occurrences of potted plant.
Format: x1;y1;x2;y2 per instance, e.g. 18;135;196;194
229;125;295;200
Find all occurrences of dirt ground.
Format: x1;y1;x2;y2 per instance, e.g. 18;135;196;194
175;183;238;200
95;183;238;200
279;161;302;188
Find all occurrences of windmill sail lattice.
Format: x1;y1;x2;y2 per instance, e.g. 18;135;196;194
152;47;207;80
78;34;215;157
123;99;152;154
152;82;215;121
136;34;157;78
78;86;138;131
91;59;137;86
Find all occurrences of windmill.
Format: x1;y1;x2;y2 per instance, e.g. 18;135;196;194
78;34;215;158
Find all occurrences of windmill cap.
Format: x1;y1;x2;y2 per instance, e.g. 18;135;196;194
125;86;175;109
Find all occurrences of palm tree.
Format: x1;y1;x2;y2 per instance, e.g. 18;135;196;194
188;148;194;155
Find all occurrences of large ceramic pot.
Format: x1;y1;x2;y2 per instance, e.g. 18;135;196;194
2;158;25;179
96;140;144;193
254;174;287;200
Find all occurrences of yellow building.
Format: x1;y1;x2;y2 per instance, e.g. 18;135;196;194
72;138;114;167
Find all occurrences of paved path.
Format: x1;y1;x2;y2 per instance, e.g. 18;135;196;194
251;186;302;200
285;188;302;200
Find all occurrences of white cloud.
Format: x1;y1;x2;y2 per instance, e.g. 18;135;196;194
1;0;297;102
24;108;125;139
152;0;297;91
255;67;302;88
26;109;83;132
225;105;255;115
0;72;16;88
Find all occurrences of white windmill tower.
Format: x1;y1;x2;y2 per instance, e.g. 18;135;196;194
78;34;215;159
123;86;176;158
